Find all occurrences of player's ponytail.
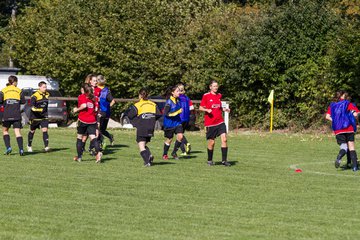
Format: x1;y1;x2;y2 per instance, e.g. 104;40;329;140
8;75;18;86
82;83;95;101
139;88;149;100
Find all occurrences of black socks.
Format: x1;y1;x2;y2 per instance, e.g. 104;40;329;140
221;147;228;162
16;136;23;151
3;135;10;149
43;132;49;147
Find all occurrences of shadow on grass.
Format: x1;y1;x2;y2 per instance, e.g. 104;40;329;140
340;165;352;171
179;155;197;160
188;150;203;154
108;144;129;148
102;144;129;155
101;157;118;163
74;157;118;163
25;147;70;155
214;160;238;166
151;161;176;166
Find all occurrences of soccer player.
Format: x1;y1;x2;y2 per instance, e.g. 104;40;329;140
325;90;359;171
27;81;50;152
73;83;102;163
83;74;101;154
162;85;183;160
127;88;161;166
97;75;115;148
177;83;193;156
199;80;231;166
0;75;26;155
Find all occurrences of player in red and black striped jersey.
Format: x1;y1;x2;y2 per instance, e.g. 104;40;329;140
0;75;26;155
199;80;231;166
73;83;102;163
27;81;50;153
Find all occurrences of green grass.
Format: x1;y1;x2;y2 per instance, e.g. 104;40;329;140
1;128;360;239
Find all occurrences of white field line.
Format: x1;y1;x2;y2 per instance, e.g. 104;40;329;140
289;162;358;178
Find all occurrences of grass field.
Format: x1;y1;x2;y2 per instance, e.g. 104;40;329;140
1;128;360;239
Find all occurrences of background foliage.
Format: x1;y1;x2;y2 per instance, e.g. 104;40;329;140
0;0;360;129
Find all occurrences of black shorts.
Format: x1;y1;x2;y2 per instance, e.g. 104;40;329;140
164;125;183;139
136;136;152;143
77;121;97;135
206;123;227;140
30;119;49;131
3;120;22;129
181;121;189;134
336;133;355;145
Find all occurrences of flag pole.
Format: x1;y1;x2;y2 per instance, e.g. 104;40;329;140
268;90;274;133
270;101;273;133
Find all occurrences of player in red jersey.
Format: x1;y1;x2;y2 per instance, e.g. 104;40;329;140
83;74;101;154
199;80;230;166
73;83;102;163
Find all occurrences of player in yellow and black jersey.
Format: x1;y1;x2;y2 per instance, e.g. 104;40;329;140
27;81;50;153
127;88;161;166
0;75;26;155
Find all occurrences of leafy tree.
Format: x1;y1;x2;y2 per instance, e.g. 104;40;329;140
2;0;219;99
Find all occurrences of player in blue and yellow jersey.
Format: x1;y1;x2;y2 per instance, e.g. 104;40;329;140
27;81;50;153
0;75;26;155
127;88;161;166
97;75;115;148
177;83;194;156
162;85;183;160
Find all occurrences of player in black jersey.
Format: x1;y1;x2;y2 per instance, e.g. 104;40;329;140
0;76;26;155
127;88;161;166
27;81;50;152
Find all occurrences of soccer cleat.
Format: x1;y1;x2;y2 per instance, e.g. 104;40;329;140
96;152;103;163
180;152;188;156
335;159;341;169
353;167;358;172
4;147;12;155
44;147;50;152
162;154;169;160
171;153;179;160
27;145;33;153
185;143;191;154
222;161;231;166
207;161;214;166
73;156;82;162
144;162;151;167
19;150;24;156
110;135;115;146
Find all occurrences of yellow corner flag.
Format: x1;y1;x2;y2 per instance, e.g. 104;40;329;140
268;90;274;104
268;90;274;133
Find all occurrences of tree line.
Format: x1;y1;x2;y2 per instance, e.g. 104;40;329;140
0;0;359;129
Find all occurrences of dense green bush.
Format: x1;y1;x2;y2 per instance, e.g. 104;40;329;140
1;0;359;129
